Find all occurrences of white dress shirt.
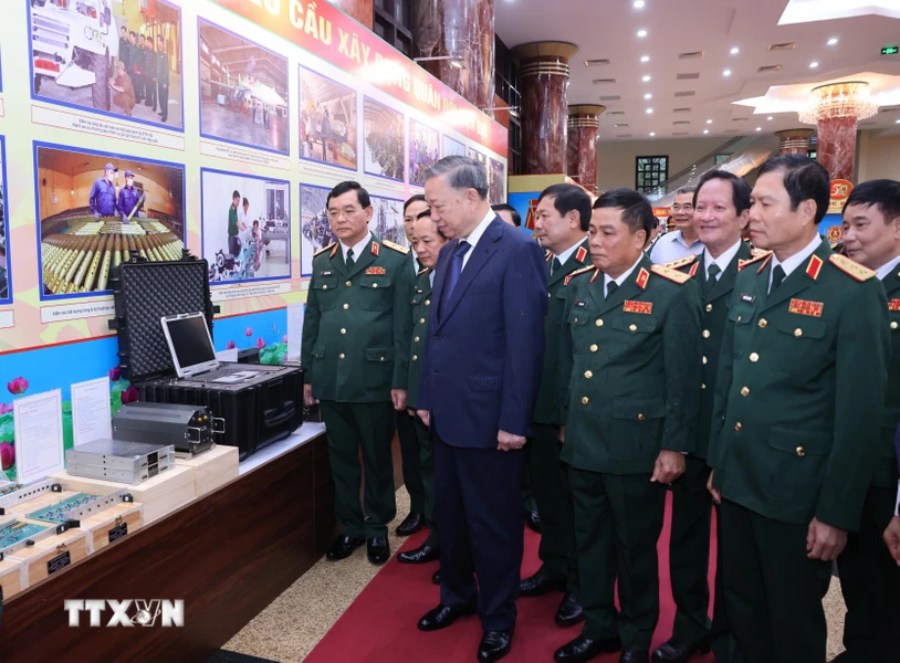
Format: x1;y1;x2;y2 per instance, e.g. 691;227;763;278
876;255;900;281
703;240;743;282
650;229;704;264
460;208;496;270
603;254;644;297
340;232;373;263
768;234;822;291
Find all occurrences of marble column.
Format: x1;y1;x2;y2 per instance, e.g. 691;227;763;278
413;0;495;109
330;0;373;30
567;104;605;195
775;129;815;156
513;41;578;175
816;116;857;181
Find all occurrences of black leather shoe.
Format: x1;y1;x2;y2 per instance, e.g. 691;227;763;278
519;566;566;596
555;592;584;627
432;569;441;584
651;637;711;663
478;629;513;662
366;536;390;565
620;651;650;663
397;543;439;564
554;634;622;662
325;534;364;560
525;509;542;533
395;512;424;536
417;603;476;632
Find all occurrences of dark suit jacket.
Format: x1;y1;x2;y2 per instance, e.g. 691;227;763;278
878;268;900;489
417;216;547;448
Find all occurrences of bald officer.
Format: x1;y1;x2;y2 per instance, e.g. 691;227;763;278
302;180;413;566
834;178;900;663
708;156;889;663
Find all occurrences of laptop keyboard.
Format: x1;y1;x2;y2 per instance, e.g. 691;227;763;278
190;367;246;381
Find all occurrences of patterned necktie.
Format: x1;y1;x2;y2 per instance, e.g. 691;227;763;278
346;248;355;268
606;280;618;300
770;264;786;294
441;240;471;311
551;257;562;277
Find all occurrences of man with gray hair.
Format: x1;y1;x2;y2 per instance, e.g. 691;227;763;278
415;156;547;662
650;187;703;263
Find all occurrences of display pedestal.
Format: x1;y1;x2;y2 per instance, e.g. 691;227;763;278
0;556;24;599
1;427;334;661
175;444;239;496
7;526;89;586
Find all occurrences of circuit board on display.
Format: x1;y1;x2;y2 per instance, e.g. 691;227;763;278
27;493;96;524
0;519;50;551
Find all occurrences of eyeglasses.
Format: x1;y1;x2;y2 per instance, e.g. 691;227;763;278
327;207;365;220
671;204;694;212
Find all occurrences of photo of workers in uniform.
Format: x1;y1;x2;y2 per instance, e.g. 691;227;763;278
29;0;183;130
369;194;405;246
442;135;466;158
363;97;405;182
35;143;185;300
201;169;291;284
408;119;439;187
198;18;290;155
299;66;357;170
489;157;506;204
0;137;8;304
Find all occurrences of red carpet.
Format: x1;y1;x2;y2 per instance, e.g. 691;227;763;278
305;493;716;662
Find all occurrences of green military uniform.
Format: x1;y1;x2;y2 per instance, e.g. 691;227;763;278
560;256;702;651
709;241;889;663
665;244;750;658
836;260;900;662
302;234;413;539
406;266;437;548
528;240;590;590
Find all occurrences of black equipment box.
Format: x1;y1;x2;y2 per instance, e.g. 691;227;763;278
113;402;218;456
109;258;304;459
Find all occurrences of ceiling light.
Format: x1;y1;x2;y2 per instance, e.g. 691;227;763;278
756;126;762;131
642;75;651;82
706;118;713;124
723;68;732;77
810;61;819;69
633;0;646;8
896;119;900;124
637;29;648;38
767;115;773;120
730;46;740;55
827;37;839;46
644;93;652;100
646;108;654;114
640;55;650;63
703;129;710;134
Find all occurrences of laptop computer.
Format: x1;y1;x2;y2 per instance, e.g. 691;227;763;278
160;312;258;383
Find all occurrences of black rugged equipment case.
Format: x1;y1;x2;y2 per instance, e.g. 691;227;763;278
109;257;303;459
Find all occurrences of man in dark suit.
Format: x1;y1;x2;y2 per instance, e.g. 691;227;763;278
302;180;413;566
708;156;890;663
554;189;702;663
415;156;547;662
654;170;751;663
155;35;170;123
835;178;900;662
518;183;591;627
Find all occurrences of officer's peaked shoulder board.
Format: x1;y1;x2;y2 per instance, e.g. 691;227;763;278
417;266;431;276
662;254;697;270
738;250;772;272
563;265;595;286
315;242;336;257
650;263;691;284
829;253;876;281
382;239;410;255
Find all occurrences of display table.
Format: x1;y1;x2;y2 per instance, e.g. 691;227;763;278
0;423;333;662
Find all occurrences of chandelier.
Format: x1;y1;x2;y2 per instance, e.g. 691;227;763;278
799;81;879;124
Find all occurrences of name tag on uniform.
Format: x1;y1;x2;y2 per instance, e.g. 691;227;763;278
366;266;386;275
623;300;653;315
574;300;587;308
788;298;824;317
320;270;333;276
740;293;755;303
889;299;900;312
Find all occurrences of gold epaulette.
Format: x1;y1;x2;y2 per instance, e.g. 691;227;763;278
563;265;595;286
382;239;410;255
829;253;876;281
663;254;697;270
545;249;553;262
650;263;691;284
417;266;430;276
738;250;772;271
314;242;336;257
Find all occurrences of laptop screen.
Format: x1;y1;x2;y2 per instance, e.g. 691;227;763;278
160;313;217;378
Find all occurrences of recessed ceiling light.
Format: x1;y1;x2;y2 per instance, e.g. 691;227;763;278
646;108;654;114
649;131;656;136
642;75;651;82
896;119;900;124
827;37;839;46
633;0;646;8
723;68;732;77
640;55;650;63
767;115;773;121
703;129;710;134
637;29;648;38
810;61;819;68
644;92;653;100
730;47;740;55
756;127;762;131
706;118;713;124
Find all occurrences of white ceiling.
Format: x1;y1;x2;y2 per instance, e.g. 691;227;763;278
494;0;900;143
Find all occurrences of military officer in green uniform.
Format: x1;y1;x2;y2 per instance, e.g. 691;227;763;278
834;178;900;663
707;156;890;663
654;170;752;663
518;183;591;628
398;208;449;567
554;188;702;663
302;180;414;566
